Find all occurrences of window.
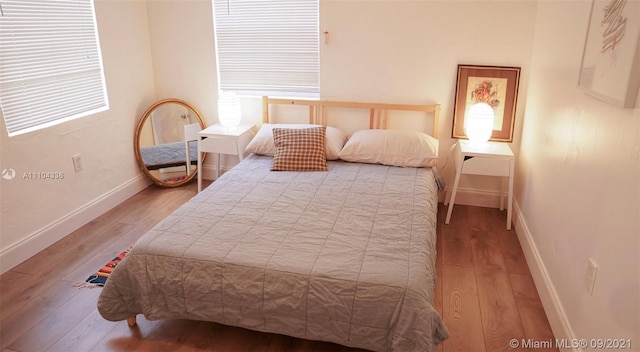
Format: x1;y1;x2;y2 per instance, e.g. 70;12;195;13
213;0;319;98
0;0;109;137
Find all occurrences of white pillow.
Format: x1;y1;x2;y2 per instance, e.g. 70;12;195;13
337;129;439;167
245;124;349;160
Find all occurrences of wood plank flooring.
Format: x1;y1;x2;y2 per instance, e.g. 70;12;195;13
0;181;556;352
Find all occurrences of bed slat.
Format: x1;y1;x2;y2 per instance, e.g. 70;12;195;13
262;96;440;137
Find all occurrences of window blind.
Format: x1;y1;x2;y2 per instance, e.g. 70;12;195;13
0;0;109;137
213;0;319;97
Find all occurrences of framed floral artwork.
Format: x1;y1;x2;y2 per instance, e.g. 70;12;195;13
578;0;640;108
451;65;521;142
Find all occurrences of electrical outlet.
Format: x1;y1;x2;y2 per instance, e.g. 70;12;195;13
72;154;83;173
584;258;598;295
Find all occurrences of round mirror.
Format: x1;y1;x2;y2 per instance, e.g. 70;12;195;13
134;99;206;187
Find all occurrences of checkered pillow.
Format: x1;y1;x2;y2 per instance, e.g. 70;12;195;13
271;127;328;171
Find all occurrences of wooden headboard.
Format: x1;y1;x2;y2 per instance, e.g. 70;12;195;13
261;96;441;138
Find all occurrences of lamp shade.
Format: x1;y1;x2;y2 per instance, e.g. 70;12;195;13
218;91;241;127
465;102;494;143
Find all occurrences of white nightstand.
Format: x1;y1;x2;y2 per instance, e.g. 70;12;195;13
444;140;515;230
197;123;255;192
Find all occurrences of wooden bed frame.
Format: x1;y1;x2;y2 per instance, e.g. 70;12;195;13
125;96;441;328
261;96;440;137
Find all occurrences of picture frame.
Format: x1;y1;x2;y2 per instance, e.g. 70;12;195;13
577;0;640;108
452;65;521;142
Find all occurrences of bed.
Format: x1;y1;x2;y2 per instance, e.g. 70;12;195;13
98;97;449;351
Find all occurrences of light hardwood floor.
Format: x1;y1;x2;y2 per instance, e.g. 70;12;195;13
0;181;556;352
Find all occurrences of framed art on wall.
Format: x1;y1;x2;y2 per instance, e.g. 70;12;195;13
451;65;521;142
577;0;640;108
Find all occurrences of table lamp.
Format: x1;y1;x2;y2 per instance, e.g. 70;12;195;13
218;91;241;128
465;102;494;144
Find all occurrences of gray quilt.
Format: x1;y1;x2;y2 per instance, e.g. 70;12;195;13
140;140;198;169
98;155;449;351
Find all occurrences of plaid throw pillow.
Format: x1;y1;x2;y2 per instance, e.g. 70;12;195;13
271;127;328;171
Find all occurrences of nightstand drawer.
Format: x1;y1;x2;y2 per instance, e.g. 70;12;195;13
461;156;511;176
199;136;239;155
446;140;515;230
197;123;255;193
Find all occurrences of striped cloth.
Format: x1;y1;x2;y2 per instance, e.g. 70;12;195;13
75;247;131;288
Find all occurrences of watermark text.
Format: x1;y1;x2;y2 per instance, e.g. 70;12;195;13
510;338;632;349
2;168;65;181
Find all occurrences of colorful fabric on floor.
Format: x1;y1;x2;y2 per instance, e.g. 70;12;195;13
85;247;131;287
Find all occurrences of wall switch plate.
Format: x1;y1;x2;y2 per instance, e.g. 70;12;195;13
584;258;598;295
72;154;83;173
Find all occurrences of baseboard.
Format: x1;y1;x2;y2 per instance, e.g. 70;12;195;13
200;164;216;181
0;174;151;275
513;200;579;352
200;164;232;181
439;187;505;209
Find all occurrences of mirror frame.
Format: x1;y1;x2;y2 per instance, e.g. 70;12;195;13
134;98;206;188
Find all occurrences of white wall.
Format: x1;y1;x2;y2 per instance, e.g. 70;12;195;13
145;0;538;198
0;0;157;272
146;0;219;124
516;0;640;347
145;0;233;178
0;0;534;253
319;0;537;205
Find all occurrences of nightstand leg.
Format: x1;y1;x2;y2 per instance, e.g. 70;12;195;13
216;153;221;180
507;159;514;230
197;138;203;193
444;184;451;206
237;141;244;162
445;166;463;225
499;177;505;211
